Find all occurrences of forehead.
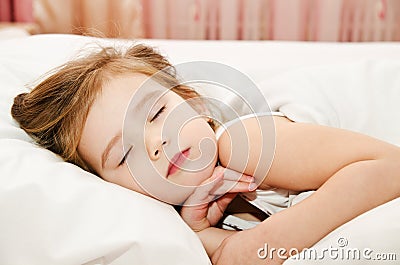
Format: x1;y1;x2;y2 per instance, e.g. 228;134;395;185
78;73;150;172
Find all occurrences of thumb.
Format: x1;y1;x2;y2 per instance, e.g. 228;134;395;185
183;173;224;207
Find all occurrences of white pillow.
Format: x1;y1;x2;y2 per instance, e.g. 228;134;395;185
258;59;400;146
0;35;210;265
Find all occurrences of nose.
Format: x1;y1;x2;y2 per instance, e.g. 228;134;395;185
149;139;168;160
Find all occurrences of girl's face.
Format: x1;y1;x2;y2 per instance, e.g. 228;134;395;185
78;73;218;204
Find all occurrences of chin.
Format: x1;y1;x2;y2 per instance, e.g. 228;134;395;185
195;166;215;184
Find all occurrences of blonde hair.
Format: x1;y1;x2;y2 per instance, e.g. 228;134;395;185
11;44;209;175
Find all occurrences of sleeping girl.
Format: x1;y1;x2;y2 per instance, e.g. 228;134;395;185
11;44;400;265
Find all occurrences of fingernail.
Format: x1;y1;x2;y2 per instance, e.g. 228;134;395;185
248;183;257;191
215;173;224;181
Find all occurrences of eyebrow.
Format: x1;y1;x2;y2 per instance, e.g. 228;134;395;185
101;132;122;169
131;90;162;115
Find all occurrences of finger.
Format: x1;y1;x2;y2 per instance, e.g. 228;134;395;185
183;174;224;206
212;193;237;212
206;194;237;225
208;194;237;215
184;186;217;206
204;167;225;184
222;167;254;183
211;179;257;195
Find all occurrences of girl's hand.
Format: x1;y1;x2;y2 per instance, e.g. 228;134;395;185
180;166;256;232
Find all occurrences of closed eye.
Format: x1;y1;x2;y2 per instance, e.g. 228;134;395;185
118;146;133;166
150;106;166;122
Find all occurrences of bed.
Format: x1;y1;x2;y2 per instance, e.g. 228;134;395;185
0;34;399;265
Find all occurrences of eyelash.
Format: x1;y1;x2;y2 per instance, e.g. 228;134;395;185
150;106;166;122
118;146;133;167
118;106;165;166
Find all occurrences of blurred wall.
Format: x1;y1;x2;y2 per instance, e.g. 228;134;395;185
34;0;143;38
33;0;400;41
1;0;33;22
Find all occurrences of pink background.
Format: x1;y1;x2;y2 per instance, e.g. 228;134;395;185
1;0;399;41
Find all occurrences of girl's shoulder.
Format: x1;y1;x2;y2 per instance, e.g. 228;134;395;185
215;111;285;140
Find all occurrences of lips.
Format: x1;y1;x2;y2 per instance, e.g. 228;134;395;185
167;148;190;177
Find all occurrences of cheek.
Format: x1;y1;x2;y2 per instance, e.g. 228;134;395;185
181;119;215;142
185;122;217;158
193;163;216;184
102;167;149;196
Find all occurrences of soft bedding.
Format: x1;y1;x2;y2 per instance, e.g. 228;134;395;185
0;34;399;265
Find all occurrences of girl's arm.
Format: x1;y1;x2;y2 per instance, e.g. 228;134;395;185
197;227;236;256
215;116;400;263
218;115;400;192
